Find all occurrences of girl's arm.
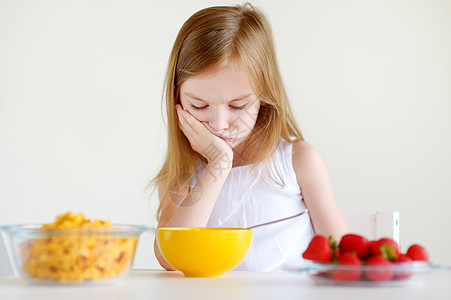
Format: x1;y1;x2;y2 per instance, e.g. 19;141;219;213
154;155;232;270
292;140;348;241
159;105;233;227
154;106;233;270
158;157;232;228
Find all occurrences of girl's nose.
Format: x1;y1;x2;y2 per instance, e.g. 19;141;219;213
208;109;229;131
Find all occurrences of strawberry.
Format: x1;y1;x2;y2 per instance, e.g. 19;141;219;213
369;238;399;260
394;253;412;263
333;248;341;261
406;244;429;261
364;255;394;281
393;253;413;280
339;233;370;259
331;252;362;281
302;235;333;263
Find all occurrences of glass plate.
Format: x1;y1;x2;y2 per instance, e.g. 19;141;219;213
285;261;436;287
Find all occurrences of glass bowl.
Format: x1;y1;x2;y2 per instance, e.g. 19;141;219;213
287;261;435;287
1;224;153;285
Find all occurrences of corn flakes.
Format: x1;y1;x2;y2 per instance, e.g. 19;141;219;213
20;212;137;282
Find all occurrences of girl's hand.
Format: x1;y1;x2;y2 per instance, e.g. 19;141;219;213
176;104;233;167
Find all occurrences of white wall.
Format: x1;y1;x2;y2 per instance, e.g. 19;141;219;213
1;0;450;268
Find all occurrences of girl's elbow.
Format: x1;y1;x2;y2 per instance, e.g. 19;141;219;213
154;239;177;271
158;257;177;271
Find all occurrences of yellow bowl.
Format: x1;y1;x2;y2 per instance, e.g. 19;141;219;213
157;227;252;277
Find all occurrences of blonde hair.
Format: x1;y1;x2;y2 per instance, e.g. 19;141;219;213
152;3;303;220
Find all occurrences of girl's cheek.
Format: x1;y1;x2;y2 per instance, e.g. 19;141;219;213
240;106;259;121
188;110;208;123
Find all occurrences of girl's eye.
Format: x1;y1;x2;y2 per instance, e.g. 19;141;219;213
190;104;208;111
230;104;247;111
189;103;247;111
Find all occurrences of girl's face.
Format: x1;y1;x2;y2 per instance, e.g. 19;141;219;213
179;63;262;149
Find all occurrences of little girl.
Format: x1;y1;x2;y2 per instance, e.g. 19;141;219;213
152;3;348;272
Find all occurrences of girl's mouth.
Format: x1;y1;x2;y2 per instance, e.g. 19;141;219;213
216;134;232;142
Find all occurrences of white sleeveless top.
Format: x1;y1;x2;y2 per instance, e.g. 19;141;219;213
194;138;315;272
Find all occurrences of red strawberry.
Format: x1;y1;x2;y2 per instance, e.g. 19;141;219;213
365;255;394;281
369;238;399;260
333;248;341;261
393;253;413;280
406;244;429;261
302;235;333;263
395;253;412;263
339;234;370;259
331;252;362;281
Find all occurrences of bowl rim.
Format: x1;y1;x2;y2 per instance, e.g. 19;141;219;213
158;227;252;232
0;223;154;236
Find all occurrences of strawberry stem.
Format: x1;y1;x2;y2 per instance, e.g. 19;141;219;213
380;244;398;260
329;236;339;262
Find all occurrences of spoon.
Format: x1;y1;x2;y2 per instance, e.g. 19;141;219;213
246;209;309;230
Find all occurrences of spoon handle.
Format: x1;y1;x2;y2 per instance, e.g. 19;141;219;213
246;209;309;230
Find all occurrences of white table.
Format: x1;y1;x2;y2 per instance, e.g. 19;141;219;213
1;269;450;300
